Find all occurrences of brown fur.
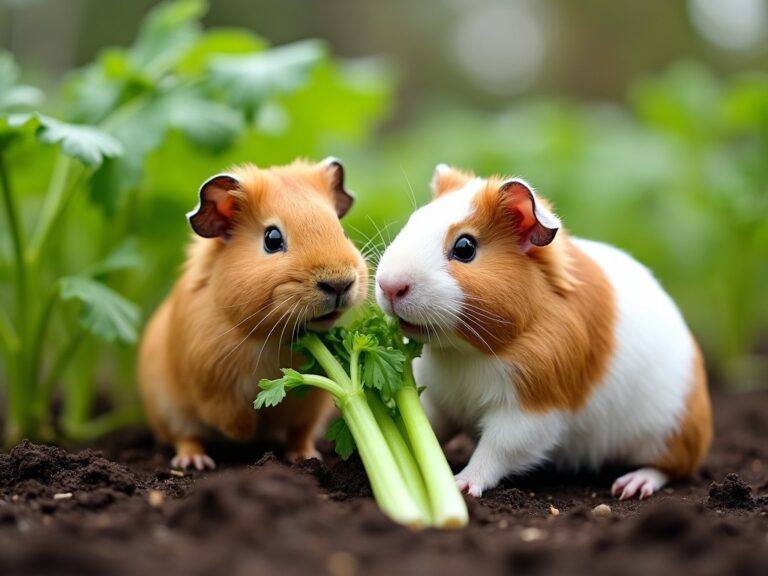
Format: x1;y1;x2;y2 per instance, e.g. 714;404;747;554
138;160;368;463
447;182;615;411
654;343;713;478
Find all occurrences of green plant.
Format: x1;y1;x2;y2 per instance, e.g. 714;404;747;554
255;306;468;529
0;0;392;443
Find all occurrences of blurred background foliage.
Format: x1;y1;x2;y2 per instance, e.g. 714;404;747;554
0;0;766;440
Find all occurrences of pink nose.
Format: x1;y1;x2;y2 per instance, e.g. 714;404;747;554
379;278;411;302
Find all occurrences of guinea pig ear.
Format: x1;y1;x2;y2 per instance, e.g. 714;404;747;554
498;178;561;252
187;174;241;241
430;163;474;197
322;157;354;218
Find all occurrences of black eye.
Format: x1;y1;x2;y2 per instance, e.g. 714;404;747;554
450;234;477;263
264;226;285;253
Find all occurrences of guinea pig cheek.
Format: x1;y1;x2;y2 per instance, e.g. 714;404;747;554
447;247;520;354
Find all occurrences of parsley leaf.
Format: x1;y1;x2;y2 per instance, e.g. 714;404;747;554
254;368;305;408
325;417;356;460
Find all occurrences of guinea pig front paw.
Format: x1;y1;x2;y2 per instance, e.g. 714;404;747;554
611;467;668;500
171;453;216;471
171;440;217;471
455;471;485;498
284;446;322;464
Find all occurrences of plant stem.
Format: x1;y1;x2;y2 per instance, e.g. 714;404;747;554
28;286;58;399
366;389;432;521
299;333;429;527
395;366;469;528
0;151;26;329
26;154;73;265
301;333;352;389
35;328;85;423
339;392;427;528
0;149;30;441
64;405;145;441
300;374;346;398
0;307;19;353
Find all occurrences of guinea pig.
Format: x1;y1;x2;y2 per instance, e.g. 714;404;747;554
375;164;712;500
138;158;368;470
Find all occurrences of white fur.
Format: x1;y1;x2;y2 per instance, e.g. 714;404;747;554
376;177;696;497
376;178;484;344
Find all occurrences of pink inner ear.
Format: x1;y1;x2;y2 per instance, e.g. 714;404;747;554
500;180;560;252
215;195;235;219
504;186;538;251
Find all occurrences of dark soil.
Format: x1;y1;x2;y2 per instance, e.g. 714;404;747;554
1;392;767;576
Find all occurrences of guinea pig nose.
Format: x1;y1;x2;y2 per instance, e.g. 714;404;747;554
317;278;354;297
378;278;411;302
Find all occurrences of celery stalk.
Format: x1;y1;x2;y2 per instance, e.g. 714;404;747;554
366;390;432;521
273;333;430;528
395;365;469;528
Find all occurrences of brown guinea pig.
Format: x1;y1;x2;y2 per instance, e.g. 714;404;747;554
138;158;368;469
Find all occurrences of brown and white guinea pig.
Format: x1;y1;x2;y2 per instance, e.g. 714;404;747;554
138;158;368;470
375;164;712;500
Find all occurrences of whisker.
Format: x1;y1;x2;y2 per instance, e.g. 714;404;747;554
219;295;297;364
213;299;280;341
253;302;298;376
400;165;419;211
275;300;301;369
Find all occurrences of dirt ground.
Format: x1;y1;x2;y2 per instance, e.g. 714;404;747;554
0;391;766;576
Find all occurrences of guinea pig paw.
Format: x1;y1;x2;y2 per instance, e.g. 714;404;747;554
285;447;322;464
171;453;216;471
455;475;484;498
611;468;667;501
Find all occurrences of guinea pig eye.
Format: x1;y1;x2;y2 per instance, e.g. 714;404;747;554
450;234;477;263
263;226;285;253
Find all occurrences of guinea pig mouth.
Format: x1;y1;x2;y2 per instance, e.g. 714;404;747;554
307;310;343;331
396;317;431;340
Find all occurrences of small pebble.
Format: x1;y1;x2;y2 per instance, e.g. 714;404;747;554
326;551;358;576
549;505;560;516
498;519;509;529
519;527;546;542
148;490;164;508
53;493;72;500
592;504;612;519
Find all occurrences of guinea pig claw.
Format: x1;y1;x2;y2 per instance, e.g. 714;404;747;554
193;454;216;471
611;468;667;500
170;453;216;471
170;455;190;469
455;476;483;498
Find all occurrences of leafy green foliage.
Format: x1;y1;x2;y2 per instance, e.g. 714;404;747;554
34;114;124;168
254;369;306;409
0;50;43;113
0;0;393;442
129;0;206;81
58;276;141;344
325;417;356;460
348;332;405;400
84;238;143;277
208;40;325;116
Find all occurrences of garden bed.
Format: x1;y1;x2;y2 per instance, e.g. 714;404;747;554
0;391;766;576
